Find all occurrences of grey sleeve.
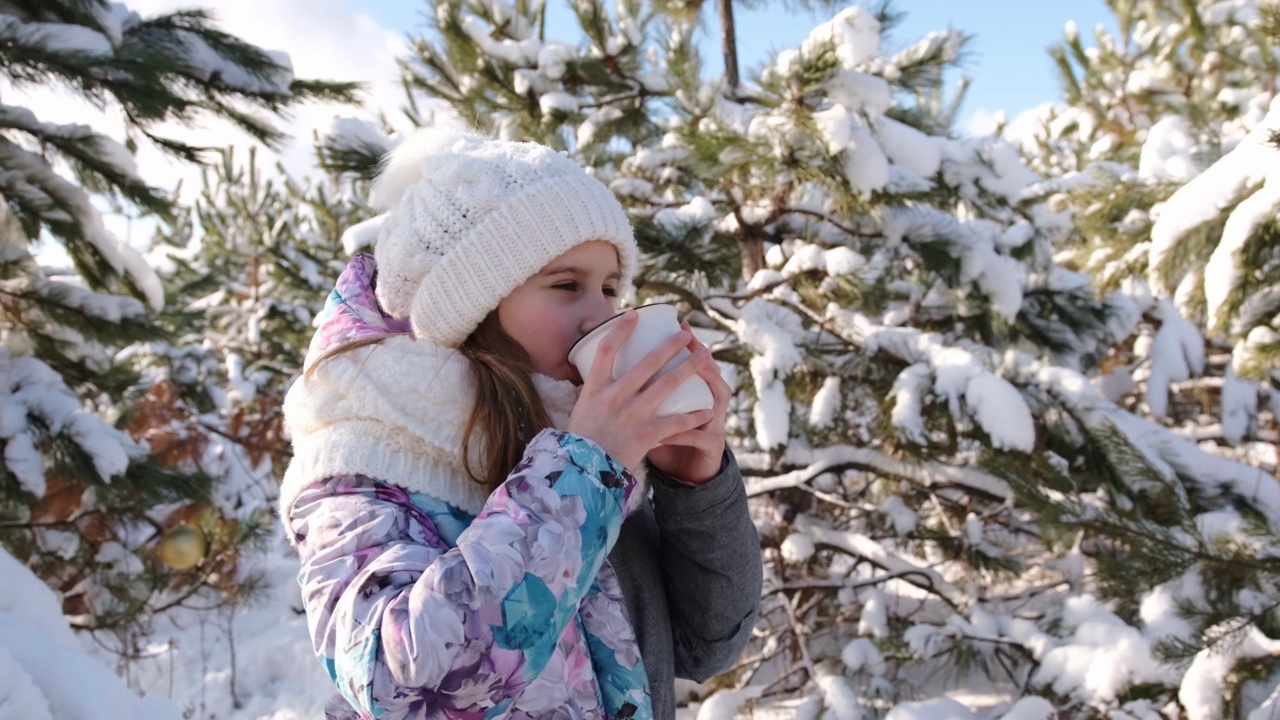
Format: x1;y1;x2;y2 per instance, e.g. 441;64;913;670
647;449;762;682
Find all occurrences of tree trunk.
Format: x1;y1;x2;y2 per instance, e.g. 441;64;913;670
740;232;764;282
718;0;739;93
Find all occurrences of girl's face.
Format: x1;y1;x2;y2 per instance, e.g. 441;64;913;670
497;240;622;383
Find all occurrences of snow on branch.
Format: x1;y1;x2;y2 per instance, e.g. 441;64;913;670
745;444;1012;501
1149;97;1280;301
830;309;1036;452
0;15;113;65
1180;624;1280;720
736;298;805;449
31;275;148;324
0;350;143;495
1110;411;1280;532
0;139;163;309
880;205;1026;321
0;105;143;187
172;27;293;96
798;521;967;609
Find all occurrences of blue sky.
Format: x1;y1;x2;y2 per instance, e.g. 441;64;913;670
356;0;1114;134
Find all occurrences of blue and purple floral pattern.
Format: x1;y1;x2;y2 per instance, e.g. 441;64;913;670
303;253;411;370
289;429;654;719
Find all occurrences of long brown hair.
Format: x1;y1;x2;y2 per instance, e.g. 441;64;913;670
303;312;549;493
458;312;552;491
304;336;400;381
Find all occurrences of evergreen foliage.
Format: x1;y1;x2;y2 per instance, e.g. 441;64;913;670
1018;0;1280;461
343;0;1280;715
0;0;357;649
96;148;373;666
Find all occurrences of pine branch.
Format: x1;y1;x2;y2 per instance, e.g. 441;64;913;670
0;106;168;213
288;78;364;104
745;449;1012;502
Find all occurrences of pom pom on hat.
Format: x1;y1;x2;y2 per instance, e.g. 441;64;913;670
368;125;469;212
369;124;637;347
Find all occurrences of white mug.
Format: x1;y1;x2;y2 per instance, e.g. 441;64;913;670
568;303;716;417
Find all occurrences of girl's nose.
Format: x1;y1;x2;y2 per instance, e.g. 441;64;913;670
581;297;618;335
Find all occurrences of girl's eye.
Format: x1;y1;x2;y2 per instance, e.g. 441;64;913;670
553;281;616;297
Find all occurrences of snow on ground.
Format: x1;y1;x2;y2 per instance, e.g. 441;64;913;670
0;529;331;720
106;535;332;719
0;548;181;720
7;474;1280;720
2;520;1066;720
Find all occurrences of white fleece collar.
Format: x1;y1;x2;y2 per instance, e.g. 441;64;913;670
280;335;581;521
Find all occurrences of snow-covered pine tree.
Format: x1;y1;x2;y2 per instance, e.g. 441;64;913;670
128;141;376;539
331;0;1280;716
1015;0;1280;470
90;146;378;676
0;0;357;646
1020;1;1278;175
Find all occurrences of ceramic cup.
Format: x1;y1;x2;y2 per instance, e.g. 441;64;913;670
568;303;716;417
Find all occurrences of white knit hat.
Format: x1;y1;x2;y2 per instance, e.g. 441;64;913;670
369;126;637;347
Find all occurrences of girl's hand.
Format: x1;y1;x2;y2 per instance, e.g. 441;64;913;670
567;312;714;473
646;323;731;484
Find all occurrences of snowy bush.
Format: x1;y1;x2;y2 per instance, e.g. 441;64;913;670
1013;0;1280;469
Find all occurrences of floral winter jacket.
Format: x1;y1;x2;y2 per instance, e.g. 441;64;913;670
281;255;761;719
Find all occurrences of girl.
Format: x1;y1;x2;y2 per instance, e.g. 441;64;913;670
280;127;762;719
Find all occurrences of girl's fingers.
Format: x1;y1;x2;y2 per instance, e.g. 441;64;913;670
614;329;692;395
657;424;709;448
637;346;703;406
585;311;637;386
679;324;729;398
704;366;732;407
680;321;697;350
678;346;730;410
656;408;714;439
